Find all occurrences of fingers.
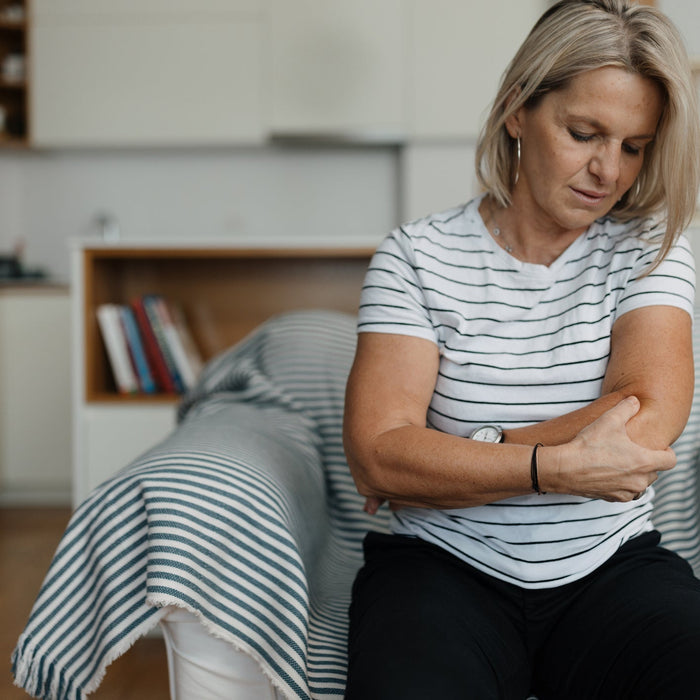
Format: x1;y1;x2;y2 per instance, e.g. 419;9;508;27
569;395;677;501
611;394;641;423
363;496;413;513
363;496;384;515
656;446;677;472
604;397;675;470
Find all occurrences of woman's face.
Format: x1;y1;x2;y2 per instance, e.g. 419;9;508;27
507;66;664;235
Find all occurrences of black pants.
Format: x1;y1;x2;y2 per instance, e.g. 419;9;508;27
346;530;700;700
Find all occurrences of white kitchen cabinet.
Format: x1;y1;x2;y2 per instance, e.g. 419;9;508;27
407;0;544;139
29;0;548;147
32;0;262;16
267;0;406;139
78;404;175;501
31;4;265;146
0;286;72;504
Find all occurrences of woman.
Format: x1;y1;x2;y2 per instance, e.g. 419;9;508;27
343;1;700;698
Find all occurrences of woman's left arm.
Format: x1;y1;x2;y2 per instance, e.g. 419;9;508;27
505;305;694;450
600;305;693;448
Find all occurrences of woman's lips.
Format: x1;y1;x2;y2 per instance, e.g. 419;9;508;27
571;187;608;206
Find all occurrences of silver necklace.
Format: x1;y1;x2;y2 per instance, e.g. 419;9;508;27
485;197;516;254
492;225;513;253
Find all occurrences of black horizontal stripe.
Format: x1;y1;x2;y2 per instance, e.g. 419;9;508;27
416;282;621;316
443;334;609;359
636;271;695;290
430;390;597;408
358;301;417;313
620;289;692;305
423;507;651;565
429;351;608;373
410;230;491;253
357;319;431;331
437;314;612;343
413;246;547;282
436;369;605;388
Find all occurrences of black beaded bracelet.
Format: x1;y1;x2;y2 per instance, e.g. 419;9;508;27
530;443;546;495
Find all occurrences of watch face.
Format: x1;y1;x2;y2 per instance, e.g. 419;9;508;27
471;425;502;443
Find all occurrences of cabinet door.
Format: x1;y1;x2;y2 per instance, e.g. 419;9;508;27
268;0;406;138
32;0;263;19
0;291;71;502
77;404;175;504
408;0;544;139
31;18;265;146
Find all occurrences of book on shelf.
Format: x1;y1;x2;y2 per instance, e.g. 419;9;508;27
150;296;204;391
130;297;178;394
169;301;204;381
119;305;157;394
96;304;139;395
98;296;204;396
140;295;186;394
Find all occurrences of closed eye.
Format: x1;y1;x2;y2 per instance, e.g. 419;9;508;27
622;142;642;156
569;128;644;156
569;128;594;143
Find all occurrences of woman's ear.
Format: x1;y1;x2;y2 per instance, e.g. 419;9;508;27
503;87;523;139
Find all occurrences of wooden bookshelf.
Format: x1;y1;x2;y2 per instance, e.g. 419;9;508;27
0;1;29;146
79;245;374;402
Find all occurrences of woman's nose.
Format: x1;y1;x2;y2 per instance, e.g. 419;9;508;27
589;143;621;184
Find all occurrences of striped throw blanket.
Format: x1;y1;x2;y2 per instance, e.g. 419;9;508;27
12;309;700;699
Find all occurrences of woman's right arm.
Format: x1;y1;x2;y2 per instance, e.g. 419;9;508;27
343;332;675;511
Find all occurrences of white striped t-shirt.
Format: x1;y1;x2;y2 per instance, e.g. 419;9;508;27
358;194;695;588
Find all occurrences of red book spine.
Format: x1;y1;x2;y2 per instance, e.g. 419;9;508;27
142;295;185;394
130;297;177;394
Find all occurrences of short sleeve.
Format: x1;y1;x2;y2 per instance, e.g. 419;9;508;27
357;227;438;344
615;232;695;321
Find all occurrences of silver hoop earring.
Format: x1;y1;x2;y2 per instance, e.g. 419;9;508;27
514;137;521;186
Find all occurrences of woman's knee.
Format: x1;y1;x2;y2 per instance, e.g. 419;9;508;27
346;534;530;699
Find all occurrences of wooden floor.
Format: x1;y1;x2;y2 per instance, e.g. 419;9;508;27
2;507;170;699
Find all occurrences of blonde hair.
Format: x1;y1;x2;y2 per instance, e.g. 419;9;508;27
476;0;700;264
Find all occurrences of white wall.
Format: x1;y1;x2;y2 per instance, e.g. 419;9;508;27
0;145;399;281
658;1;700;56
400;143;479;223
657;0;700;255
0;156;23;254
0;0;696;281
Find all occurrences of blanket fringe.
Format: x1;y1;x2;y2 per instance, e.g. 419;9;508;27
12;609;167;700
12;633;82;700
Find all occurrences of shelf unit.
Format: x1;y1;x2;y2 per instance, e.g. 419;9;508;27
0;0;29;145
72;243;375;503
78;244;375;403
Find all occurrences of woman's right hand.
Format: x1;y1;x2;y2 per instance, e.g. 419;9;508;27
544;395;676;502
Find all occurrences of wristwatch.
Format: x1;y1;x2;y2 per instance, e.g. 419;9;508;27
469;425;504;443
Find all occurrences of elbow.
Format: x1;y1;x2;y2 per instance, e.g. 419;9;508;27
613;390;692;450
351;472;380;499
629;399;687;450
343;428;391;499
345;449;386;499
